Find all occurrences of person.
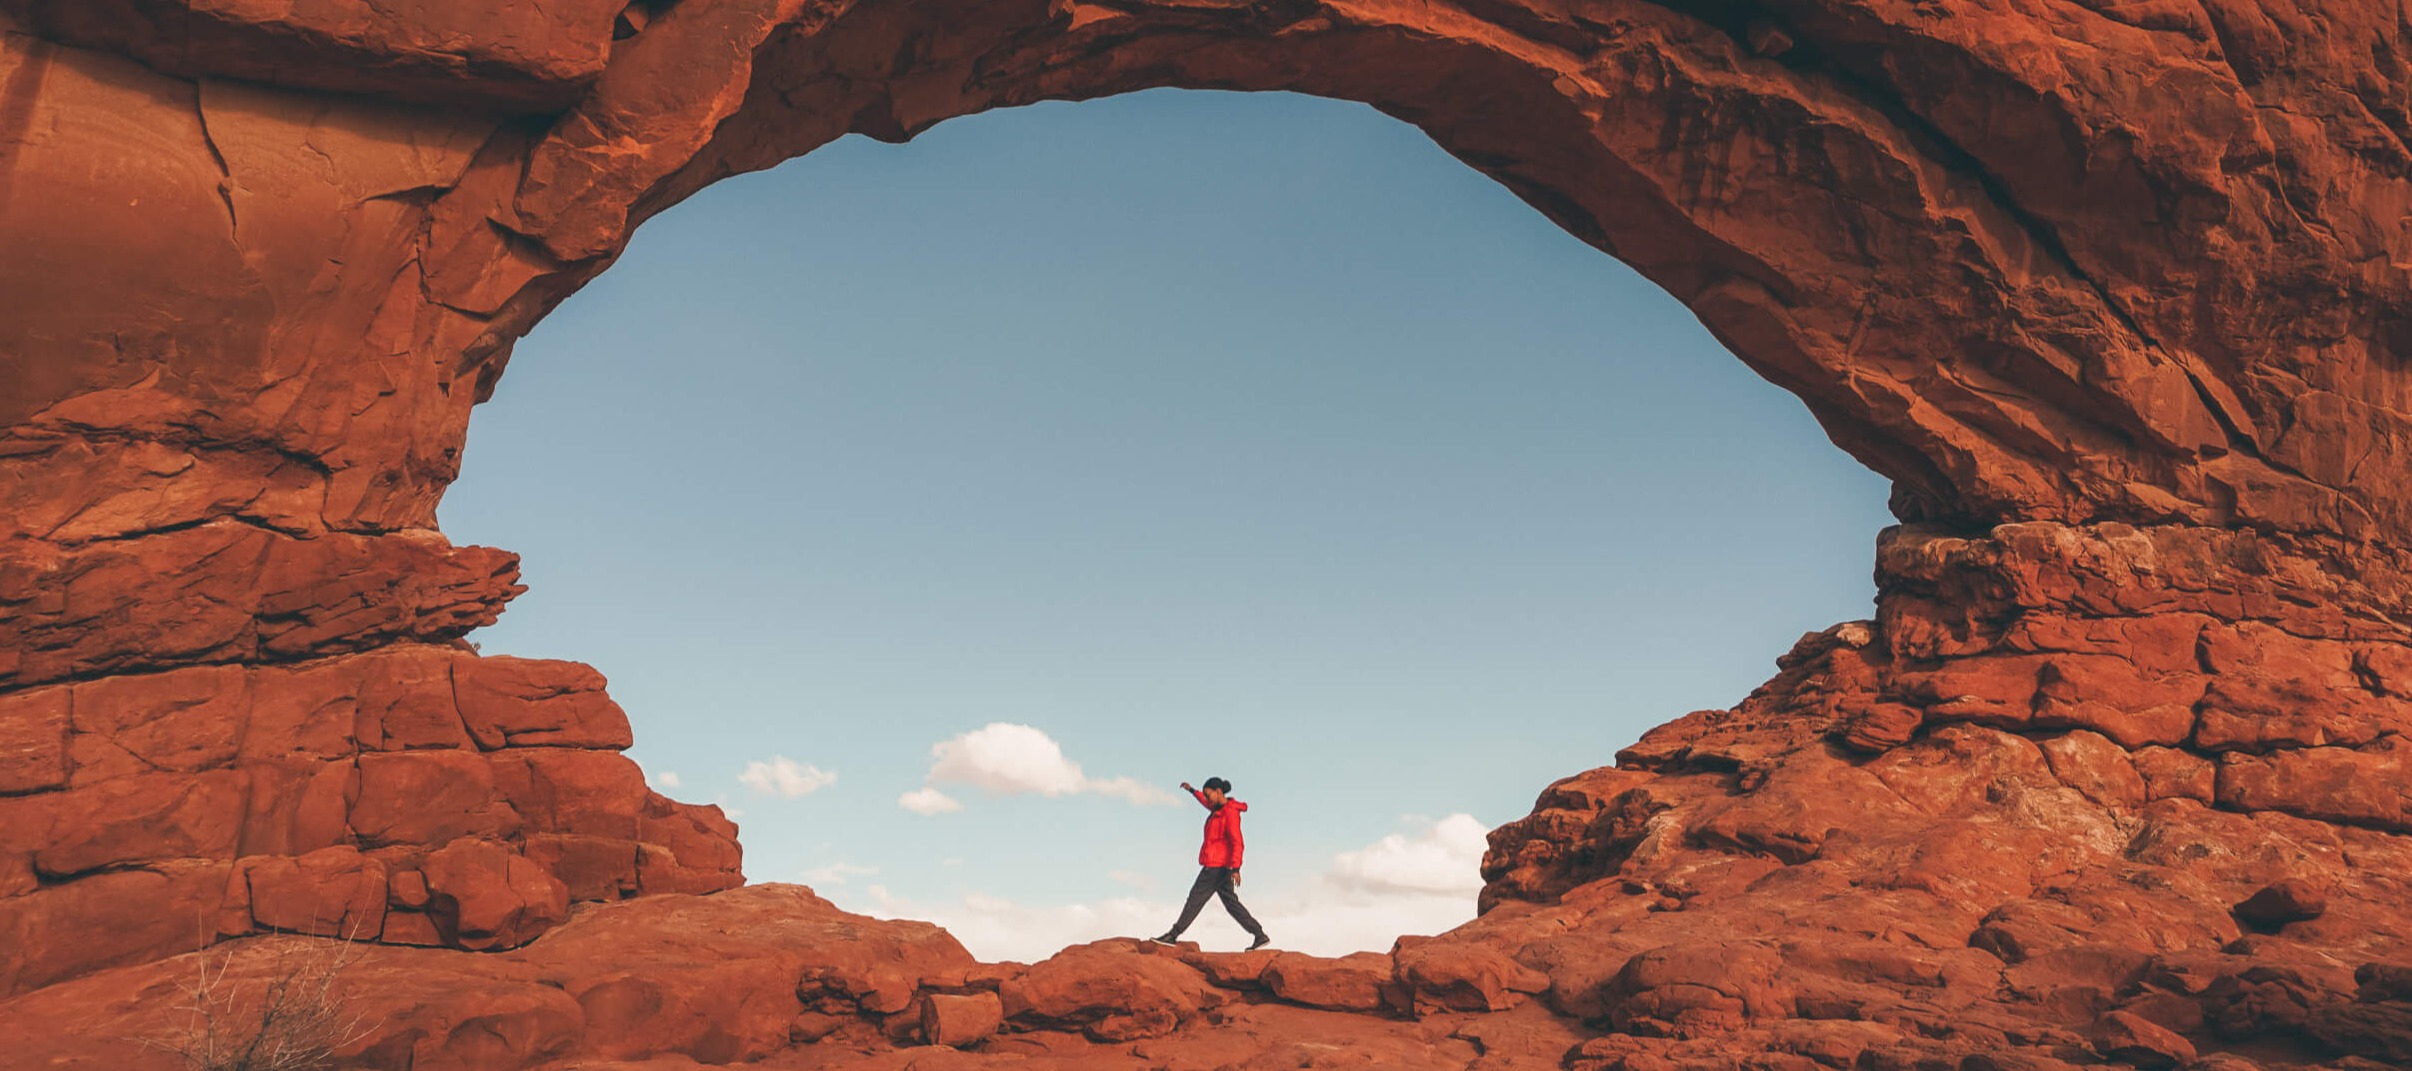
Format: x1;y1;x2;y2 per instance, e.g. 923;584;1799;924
1152;776;1270;950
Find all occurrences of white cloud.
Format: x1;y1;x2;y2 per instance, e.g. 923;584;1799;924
1087;775;1180;806
1325;813;1489;896
651;770;682;789
929;723;1087;795
836;814;1492;961
898;786;964;815
738;756;836;798
904;723;1179;812
803;861;879;886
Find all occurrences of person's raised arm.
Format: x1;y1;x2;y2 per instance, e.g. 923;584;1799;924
1182;781;1209;809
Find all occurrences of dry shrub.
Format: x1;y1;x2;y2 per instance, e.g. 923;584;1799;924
141;933;371;1071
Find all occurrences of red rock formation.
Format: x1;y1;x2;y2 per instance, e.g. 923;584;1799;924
2;0;2410;1067
0;643;741;997
1471;521;2412;1066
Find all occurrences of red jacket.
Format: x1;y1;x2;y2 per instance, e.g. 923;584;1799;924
1191;788;1246;868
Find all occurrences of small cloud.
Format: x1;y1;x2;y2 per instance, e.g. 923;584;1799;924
899;786;963;815
1325;813;1489;897
907;723;1178;809
738;756;836;799
1108;869;1158;891
804;861;878;886
928;723;1086;795
1087;775;1181;806
652;770;682;789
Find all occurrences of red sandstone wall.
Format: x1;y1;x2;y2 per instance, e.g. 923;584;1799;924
0;642;740;996
2;1;2410;1065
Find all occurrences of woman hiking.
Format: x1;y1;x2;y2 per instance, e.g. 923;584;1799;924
1152;777;1271;950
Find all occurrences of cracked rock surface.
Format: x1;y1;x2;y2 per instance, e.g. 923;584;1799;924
2;1;2410;1068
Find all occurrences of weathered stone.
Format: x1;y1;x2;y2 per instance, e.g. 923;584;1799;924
0;687;69;795
1600;942;1791;1039
1391;937;1550;1015
243;845;387;939
2217;738;2412;832
0;526;524;691
67;665;245;783
2131;747;2216;803
454;656;633;750
0;862;230;999
1835;702;1924;753
351;750;521;848
2038;730;2148;811
420;838;567;951
1261;951;1393;1013
1001;940;1218;1040
2233;879;2328;931
4;3;2412;1069
2094;1009;2196;1070
0;0;625;111
33;771;247;877
920;991;1004;1047
1181;948;1278;989
353;645;472;751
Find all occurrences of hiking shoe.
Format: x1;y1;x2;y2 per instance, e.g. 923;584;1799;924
1246;933;1272;951
1149;933;1180;945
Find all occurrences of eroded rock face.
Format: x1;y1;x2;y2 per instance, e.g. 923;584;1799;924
0;644;741;997
3;0;2411;1068
1473;521;2412;1066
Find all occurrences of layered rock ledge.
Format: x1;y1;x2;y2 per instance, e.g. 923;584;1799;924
3;0;2411;1068
0;643;741;998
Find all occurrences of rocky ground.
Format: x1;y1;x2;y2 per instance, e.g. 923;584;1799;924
5;0;2412;1067
0;885;1588;1071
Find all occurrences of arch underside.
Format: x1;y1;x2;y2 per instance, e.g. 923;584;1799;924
1;0;2410;1066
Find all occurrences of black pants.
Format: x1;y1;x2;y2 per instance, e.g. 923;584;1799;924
1167;866;1263;938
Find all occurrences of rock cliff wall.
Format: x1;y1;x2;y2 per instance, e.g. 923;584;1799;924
1;0;2408;1067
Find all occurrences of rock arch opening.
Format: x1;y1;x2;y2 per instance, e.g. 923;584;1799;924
3;0;2410;1065
435;84;1896;961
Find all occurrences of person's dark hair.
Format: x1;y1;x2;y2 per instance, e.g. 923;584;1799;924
1202;777;1231;793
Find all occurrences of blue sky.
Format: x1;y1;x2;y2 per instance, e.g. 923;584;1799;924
439;88;1894;958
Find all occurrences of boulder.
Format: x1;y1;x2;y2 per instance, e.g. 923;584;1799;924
1392;937;1550;1014
2233;880;2329;931
453;656;634;751
1182;948;1278;988
420;839;568;951
1261;951;1394;1013
1003;940;1219;1040
243;845;388;939
920;991;1004;1047
2093;1009;2197;1069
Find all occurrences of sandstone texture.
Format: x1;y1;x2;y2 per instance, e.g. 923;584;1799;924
0;643;741;997
4;0;2412;1069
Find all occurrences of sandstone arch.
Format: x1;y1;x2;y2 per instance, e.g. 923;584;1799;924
3;1;2410;1066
